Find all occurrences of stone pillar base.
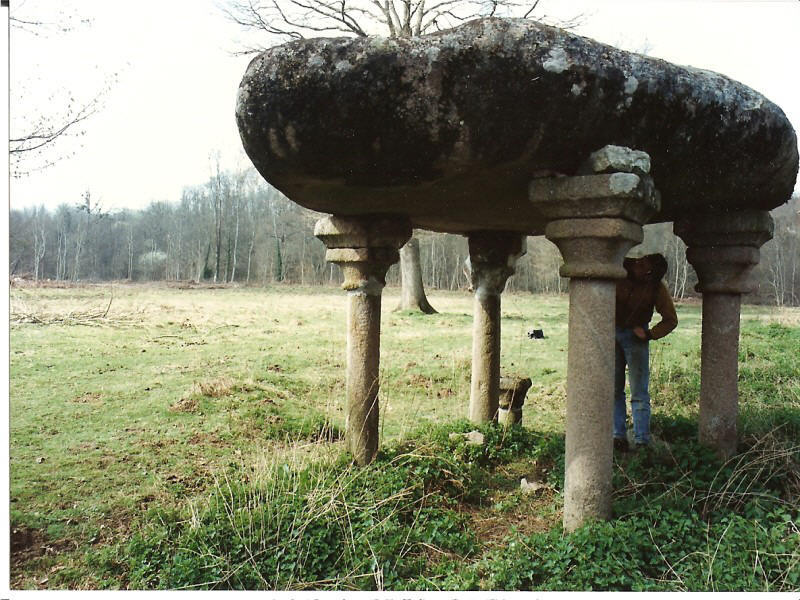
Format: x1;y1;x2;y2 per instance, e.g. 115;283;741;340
498;376;532;426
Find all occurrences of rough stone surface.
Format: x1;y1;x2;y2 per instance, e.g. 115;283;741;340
563;279;615;531
498;376;532;426
498;376;532;410
545;218;644;280
673;212;774;460
533;180;653;530
579;144;650;175
520;478;548;493
529;170;660;226
315;215;411;292
449;431;486;446
345;291;383;465
686;246;762;295
314;215;412;250
237;18;798;232
674;211;774;250
675;211;774;294
698;293;742;460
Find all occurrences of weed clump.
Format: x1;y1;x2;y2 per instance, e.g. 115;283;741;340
105;417;800;591
483;423;799;592
481;505;798;591
120;422;557;590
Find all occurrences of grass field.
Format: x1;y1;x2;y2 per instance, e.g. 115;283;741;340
9;282;800;590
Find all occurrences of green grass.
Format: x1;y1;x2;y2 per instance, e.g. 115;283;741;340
9;282;800;589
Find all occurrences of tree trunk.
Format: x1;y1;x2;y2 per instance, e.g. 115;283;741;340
246;231;255;283
396;236;436;313
127;228;134;280
214;194;222;282
269;198;284;282
72;222;84;282
57;230;68;281
33;217;46;281
230;196;240;283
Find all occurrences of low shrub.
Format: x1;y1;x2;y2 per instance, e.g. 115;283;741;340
115;419;798;591
482;504;798;591
122;421;560;590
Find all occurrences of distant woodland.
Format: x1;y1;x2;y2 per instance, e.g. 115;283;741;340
9;166;800;306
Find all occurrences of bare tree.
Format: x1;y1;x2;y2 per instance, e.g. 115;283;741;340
243;180;263;284
208;152;226;283
9;4;116;177
220;0;580;51
71;190;105;282
759;196;800;307
31;206;48;281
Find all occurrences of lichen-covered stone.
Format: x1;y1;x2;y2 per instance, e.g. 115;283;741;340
237;17;798;233
580;145;650;175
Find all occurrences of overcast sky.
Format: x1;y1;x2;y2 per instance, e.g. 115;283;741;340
8;0;800;213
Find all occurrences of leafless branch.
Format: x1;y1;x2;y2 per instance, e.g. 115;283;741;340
9;98;97;154
522;0;540;19
220;0;581;51
10;74;116;178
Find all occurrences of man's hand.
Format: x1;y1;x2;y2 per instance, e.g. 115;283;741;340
633;326;648;340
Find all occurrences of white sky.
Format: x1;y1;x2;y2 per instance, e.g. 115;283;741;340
7;0;800;212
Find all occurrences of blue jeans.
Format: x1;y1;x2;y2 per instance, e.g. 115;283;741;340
614;326;651;445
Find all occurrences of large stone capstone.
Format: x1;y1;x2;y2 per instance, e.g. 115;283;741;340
236;18;798;233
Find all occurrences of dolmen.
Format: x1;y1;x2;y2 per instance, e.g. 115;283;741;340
236;17;798;531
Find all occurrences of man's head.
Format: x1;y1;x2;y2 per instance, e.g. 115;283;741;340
624;253;668;283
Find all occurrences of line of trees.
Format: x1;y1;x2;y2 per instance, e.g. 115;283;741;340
9;165;799;306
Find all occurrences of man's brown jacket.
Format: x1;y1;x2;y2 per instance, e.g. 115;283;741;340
615;277;678;340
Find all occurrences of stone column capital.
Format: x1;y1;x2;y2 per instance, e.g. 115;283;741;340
529;171;660;225
674;210;774;294
314;215;413;249
467;231;527;295
545;217;643;279
673;210;774;249
315;215;412;293
529;146;660;281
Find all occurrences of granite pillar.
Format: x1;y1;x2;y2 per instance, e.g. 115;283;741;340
314;216;412;465
674;211;774;460
530;146;660;531
467;232;526;423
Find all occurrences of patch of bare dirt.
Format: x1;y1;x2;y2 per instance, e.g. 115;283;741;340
169;396;199;413
163;472;210;494
71;392;103;404
462;458;560;548
187;431;227;446
407;374;433;387
11;527;83;580
468;500;557;548
11;526;47;564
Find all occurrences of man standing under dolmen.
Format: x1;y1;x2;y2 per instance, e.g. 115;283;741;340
614;253;678;452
